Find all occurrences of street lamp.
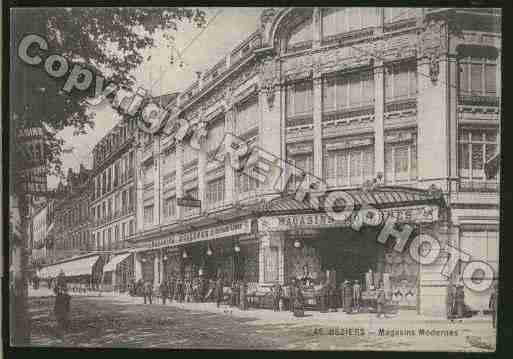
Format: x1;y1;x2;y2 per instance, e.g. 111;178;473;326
234;243;240;253
182;250;188;259
294;239;302;248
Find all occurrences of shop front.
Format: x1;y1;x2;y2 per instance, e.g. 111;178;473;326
256;187;445;314
131;218;259;294
101;252;134;292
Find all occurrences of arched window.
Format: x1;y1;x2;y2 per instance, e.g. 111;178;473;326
322;8;377;39
285;16;312;52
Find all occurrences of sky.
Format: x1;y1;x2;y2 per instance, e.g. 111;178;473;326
49;7;263;188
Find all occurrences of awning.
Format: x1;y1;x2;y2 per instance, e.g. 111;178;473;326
39;255;100;278
103;253;132;272
254;186;445;216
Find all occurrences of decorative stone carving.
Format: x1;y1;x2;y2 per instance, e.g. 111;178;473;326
417;19;446;84
428;52;440;83
259;56;279;109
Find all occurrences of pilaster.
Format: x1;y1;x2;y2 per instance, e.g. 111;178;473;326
224;107;236;203
313;75;323;179
374;62;385;177
198;140;207;209
176;141;184;219
135;143;144;233
153;135;161;226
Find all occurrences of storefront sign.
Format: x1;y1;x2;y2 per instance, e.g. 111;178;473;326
150;219;252;249
258;205;439;231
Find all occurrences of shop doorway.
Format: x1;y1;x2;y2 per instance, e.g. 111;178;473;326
316;227;382;285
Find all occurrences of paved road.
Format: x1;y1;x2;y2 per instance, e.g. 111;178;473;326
28;294;496;351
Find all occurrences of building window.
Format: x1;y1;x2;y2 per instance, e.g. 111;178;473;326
384;140;417;184
114;162;119;187
162;149;176;174
236;170;260;194
108;227;112;249
263;246;279;282
183;143;198;165
324;145;374;187
323;70;374;112
459;55;498;97
286;15;312;52
144;204;154;224
206;177;225;205
286;80;313;118
129;220;134;235
385;61;417;101
322;8;377;38
107;167;112;192
163;196;177;218
459;128;498;181
207;117;225;153
128;186;134;211
115;225;119;242
184;188;199;215
236;97;258;136
122;190;127;213
122;222;126;240
287;152;314;190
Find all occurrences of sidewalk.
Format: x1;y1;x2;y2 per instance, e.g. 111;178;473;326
84;290;495;328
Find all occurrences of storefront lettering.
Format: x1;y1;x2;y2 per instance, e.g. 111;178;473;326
149;220;251;249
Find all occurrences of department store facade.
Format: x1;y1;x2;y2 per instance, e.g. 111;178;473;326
110;8;499;316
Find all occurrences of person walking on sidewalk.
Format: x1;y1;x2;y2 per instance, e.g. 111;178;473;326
159;280;169;305
143;280;153;304
272;282;282;312
353;280;362;312
215;276;224;308
239;279;247;311
54;285;71;337
489;282;498;328
376;281;387;318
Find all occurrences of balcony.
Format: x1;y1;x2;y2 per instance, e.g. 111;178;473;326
459;180;499;193
92;206;134;228
458;95;499;107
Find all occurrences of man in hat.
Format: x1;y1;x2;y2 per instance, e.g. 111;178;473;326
215;276;224;308
54;284;71;336
376;280;387;318
272;282;283;312
159;279;169;305
489;282;498;328
455;282;465;319
143;280;153;304
343;280;353;314
353;280;362;312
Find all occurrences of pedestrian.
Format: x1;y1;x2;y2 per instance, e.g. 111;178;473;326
455;282;465;319
168;277;175;303
159;280;169;305
215;276;224;308
54;285;71;336
353;280;362;312
239;279;247;311
272;282;282;312
489;282;498;328
447;283;457;320
376;281;387;318
343;280;353;314
328;281;338;312
318;279;328;313
292;279;305;317
143;280;153;304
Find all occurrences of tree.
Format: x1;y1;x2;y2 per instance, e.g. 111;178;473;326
9;7;206;345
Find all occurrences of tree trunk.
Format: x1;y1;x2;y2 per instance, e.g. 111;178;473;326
10;193;31;345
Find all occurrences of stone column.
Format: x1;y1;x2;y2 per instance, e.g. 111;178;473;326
312;7;321;49
198;139;207;211
374;62;385;178
135;143;144;233
417;53;449;191
153;134;161;226
448;52;459;192
134;253;142;281
313;74;323;179
176;141;184;219
225;108;236;203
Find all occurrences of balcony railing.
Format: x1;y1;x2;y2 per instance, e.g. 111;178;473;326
458;95;499;107
459;180;499;193
92;206;134;227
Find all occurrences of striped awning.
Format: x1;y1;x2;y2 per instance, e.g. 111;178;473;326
103;253;132;272
254;186;444;215
39;255;100;278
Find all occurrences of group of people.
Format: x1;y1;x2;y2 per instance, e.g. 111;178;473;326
129;276;250;309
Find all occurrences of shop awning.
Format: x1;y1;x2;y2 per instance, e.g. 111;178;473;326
255;186;445;215
39;255;100;278
103;253;132;272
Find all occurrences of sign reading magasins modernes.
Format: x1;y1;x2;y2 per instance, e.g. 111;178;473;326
259;205;439;231
151;219;252;249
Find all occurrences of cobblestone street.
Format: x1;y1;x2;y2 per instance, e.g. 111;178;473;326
29;291;496;351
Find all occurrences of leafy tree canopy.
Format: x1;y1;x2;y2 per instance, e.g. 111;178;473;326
10;8;206;183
